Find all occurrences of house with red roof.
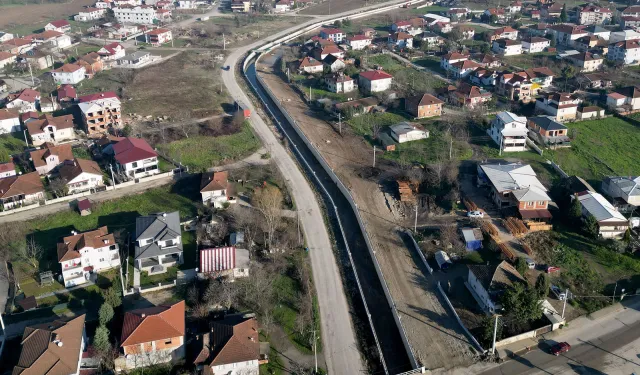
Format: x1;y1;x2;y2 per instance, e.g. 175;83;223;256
5;88;40;113
388;31;414;49
0;108;20;133
26;113;75;146
118;301;185;370
51;63;86;85
0;38;34;55
0;51;16;70
146;28;172;46
0;162;16;179
44;20;71;33
113;137;159;178
57;84;77;103
297;56;323;74
200;170;235;207
319;27;345;42
346;34;372;50
192;314;267;374
358;70;393;93
0;171;44;209
97;42;126;63
311;44;345;60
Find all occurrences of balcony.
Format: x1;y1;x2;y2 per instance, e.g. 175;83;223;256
63;262;82;271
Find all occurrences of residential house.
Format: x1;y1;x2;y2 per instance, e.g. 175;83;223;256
527;115;570;147
433;21;453;34
0;162;16;179
622;15;640;28
334;97;380;117
118;51;151;67
608;39;640;66
77;52;104;78
346;35;372;50
489;111;528;152
440;51;469;71
422;32;445;47
606;86;640;110
472;53;501;69
388;31;413;49
178;0;197;8
577;4;612;25
230;0;252;12
602;176;640;212
477;163;553;220
30;31;72;50
467;261;525;313
449;59;481;79
442;83;492;108
0;108;20;133
358;70;393;93
26;113;75;146
0;38;34;55
0;51;15;70
423;13;450;27
535;92;580;122
192;315;266;374
39;97;58;113
541;2;563;18
119;301;185;370
581;72;612;89
484;8;507;23
57;84;77;103
75;7;106;21
13;315;86;375
297;56;323;74
486;26;518;42
405;93;443;119
51;64;86;85
0;32;13;43
113;5;157;24
312;45;344;60
610;29;640;44
521;36;550;53
77;91;123;136
326;73;356;93
274;0;291;12
526;23;549;37
113;137;159;178
57;158;105;194
492;39;522;56
361;27;376;38
146;28;172;46
322;54;345;72
391;18;425;36
573;35;607;52
530;9;541;19
0;171;44;209
577;105;605;120
390;122;428;143
447;7;470;21
453;25;475;40
200;170;235;208
576;191;629;238
98;42;126;62
17;49;54;69
319;27;345;42
622;5;640;17
199;247;250;278
44;20;71;33
471;69;499;86
5;88;40;113
584;25;610;41
548;24;588;46
134;212;184;274
57;227;119;287
566;51;603;72
506;1;522;13
30;143;74;175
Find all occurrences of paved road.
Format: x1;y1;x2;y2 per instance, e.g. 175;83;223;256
219;2;417;372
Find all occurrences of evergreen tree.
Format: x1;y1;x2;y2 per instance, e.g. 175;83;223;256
94;325;111;353
99;303;114;326
569;196;582;220
560;4;568;22
535;273;550;299
584;214;600;239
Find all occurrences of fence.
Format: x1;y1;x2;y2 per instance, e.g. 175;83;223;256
139;280;177;294
548;160;569;178
526;138;543;156
405;230;432;275
436;281;485;353
494;323;553;348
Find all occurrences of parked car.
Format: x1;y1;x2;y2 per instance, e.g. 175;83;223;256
467;210;484;219
551;285;570;300
525;258;536;269
550;342;571;356
546;266;560;273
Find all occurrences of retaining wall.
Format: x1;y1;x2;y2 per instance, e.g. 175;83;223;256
436;281;485;353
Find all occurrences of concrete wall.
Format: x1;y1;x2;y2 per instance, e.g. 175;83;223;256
436;281;485;353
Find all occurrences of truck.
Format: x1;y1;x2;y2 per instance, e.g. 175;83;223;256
435;251;452;270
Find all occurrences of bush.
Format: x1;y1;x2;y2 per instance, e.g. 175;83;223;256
94;325;111;352
99;303;114;326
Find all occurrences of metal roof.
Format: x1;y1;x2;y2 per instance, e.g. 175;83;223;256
578;191;627;222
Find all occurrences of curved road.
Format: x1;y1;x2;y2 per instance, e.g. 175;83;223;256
220;2;410;373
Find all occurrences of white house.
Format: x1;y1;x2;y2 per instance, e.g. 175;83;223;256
390;122;428;143
44;20;71;33
57;227;120;287
26;114;75;146
0;172;44;210
0;32;14;43
274;0;291;12
449;59;481;79
178;0;197;8
113;137;159;178
602;176;640;212
346;35;372;50
492;39;522;56
0;51;15;70
577;4;612;25
577;191;629;238
97;42;126;64
297;56;323;74
522;36;550;53
5;89;40;113
610;29;640;44
608;39;640;66
319;27;345;42
388;31;413;49
467;261;525;313
74;7;106;21
30;143;74;175
535;92;580;122
440;52;468;71
358;70;393;93
200;170;235;208
489;111;528;152
51;64;86;85
113;5;157;24
326;73;356;93
57;158;105;194
0;108;20;133
391;18;425;36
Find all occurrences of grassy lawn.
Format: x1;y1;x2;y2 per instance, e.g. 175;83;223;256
409;5;449;14
414;55;447;75
259;347;285;375
181;230;197;269
366;54;405;72
71;146;92;160
0;133;27;162
366;54;446;92
545;116;640;186
140;266;178;288
503;52;556;70
384;132;473;164
348;112;407;137
157;123;261;172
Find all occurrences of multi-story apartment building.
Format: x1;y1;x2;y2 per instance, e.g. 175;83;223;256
492;38;522;56
577;5;612;25
113;5;157;24
535;92;581;122
57;226;120;287
608;39;640;66
489;111;528;152
566;51;603;72
77;91;122;136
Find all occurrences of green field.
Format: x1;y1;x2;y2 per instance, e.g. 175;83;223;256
157;123;261;172
366;54;446;92
503;52;556;70
0;133;27;162
547;116;640;185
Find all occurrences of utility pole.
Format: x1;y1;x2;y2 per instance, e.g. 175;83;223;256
22;129;28;147
414;203;418;232
297;209;301;246
109;164;116;189
491;314;500;355
561;288;568;320
28;62;34;86
612;281;618;304
338;112;342;135
372;145;376;167
309;84;312;100
223;33;226;50
499;132;503;156
313;330;318;374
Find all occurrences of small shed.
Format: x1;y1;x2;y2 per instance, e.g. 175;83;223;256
378;132;396;151
77;198;92;216
236;100;251;119
462;228;483;251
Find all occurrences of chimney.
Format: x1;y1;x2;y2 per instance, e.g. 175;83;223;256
71;230;77;235
141;313;146;317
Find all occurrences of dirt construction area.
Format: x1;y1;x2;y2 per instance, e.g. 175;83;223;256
0;0;94;32
256;51;477;370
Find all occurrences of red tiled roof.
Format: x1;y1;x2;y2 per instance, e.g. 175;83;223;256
147;28;171;36
347;34;371;42
0;108;19;121
113;137;157;165
8;89;40;103
121;301;185;346
48;20;70;28
359;70;393;81
57;226;113;262
0;171;43;199
30;143;74;168
298;56;322;68
0;162;15;174
320;27;343;35
57;84;77;100
53;63;83;73
26;114;74;136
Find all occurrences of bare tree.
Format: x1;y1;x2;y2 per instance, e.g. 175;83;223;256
252;185;283;250
0;221;26;262
175;110;197;138
233;206;260;253
23;237;43;270
48;177;68;198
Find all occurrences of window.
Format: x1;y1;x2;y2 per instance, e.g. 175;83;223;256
131;162;138;168
165;239;174;247
538;201;545;205
165;338;172;344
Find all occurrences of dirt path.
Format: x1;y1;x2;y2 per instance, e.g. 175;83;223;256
257;54;476;370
